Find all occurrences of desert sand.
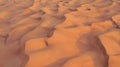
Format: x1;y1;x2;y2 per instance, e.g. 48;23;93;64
0;0;120;67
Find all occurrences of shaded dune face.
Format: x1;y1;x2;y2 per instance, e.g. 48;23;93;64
0;0;120;67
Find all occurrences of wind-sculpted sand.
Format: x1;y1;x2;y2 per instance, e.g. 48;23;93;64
0;0;120;67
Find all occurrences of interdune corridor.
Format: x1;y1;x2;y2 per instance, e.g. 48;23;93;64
0;0;120;67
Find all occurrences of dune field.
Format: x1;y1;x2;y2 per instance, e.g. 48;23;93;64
0;0;120;67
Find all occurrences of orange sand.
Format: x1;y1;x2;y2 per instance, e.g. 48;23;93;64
0;0;120;67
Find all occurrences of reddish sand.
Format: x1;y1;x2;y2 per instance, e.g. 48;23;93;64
0;0;120;67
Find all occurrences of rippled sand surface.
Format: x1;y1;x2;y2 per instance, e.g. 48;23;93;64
0;0;120;67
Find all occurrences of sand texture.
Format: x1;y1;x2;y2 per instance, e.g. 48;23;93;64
0;0;120;67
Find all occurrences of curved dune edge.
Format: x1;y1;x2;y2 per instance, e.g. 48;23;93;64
0;0;120;67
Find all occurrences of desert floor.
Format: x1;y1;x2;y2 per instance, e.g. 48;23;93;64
0;0;120;67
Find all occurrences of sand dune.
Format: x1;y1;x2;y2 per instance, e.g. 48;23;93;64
0;0;120;67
